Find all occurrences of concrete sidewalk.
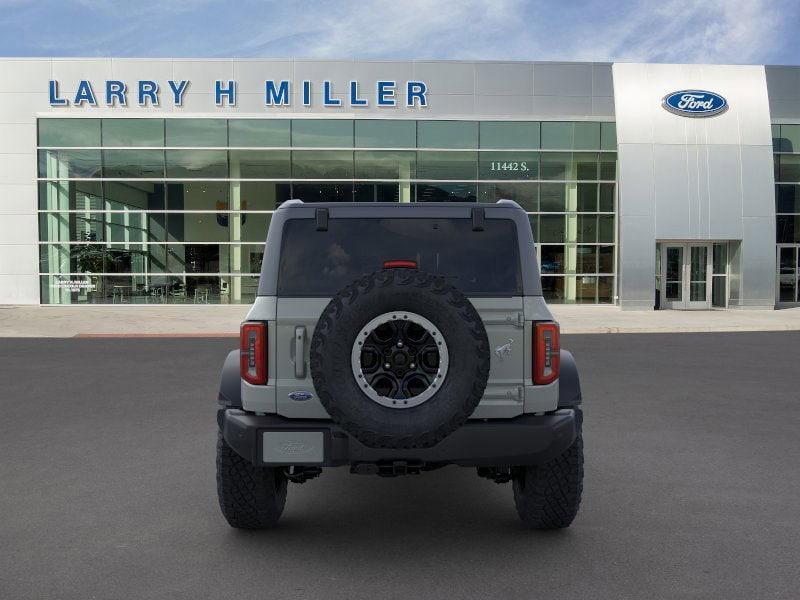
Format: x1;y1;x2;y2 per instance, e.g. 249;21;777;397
2;303;800;337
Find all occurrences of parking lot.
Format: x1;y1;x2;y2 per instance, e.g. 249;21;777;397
1;332;798;599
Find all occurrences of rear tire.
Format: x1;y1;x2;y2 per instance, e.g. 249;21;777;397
512;411;584;529
216;431;288;529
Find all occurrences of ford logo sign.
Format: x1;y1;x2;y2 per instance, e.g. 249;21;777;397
662;90;728;117
288;390;313;401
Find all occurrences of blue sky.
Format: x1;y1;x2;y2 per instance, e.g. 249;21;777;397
1;0;798;65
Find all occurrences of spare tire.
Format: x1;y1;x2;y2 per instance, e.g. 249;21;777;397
309;268;490;449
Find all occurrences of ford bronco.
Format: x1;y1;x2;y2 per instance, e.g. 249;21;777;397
216;199;583;529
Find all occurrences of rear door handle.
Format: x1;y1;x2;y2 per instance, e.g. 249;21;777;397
294;326;306;379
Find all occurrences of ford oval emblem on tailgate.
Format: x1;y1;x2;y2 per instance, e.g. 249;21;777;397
288;390;313;401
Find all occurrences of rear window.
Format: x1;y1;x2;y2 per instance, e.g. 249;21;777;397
277;217;522;296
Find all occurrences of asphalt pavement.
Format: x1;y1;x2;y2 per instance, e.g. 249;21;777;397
1;333;799;599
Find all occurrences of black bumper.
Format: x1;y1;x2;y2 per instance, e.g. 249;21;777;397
219;409;579;468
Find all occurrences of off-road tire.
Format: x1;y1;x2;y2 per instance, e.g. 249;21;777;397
216;431;288;529
512;409;584;529
310;268;490;450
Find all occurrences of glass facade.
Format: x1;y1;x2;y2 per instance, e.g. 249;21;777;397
37;118;617;304
773;124;800;304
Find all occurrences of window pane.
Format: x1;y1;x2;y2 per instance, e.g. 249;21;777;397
541;276;565;302
478;152;539;179
600;153;617;180
38;212;103;243
577;183;598;212
417;121;478;149
354;151;416;179
106;212;164;243
776;185;800;213
102;119;164;147
539;215;566;243
355;120;416;148
479;122;540;149
39;119;100;147
165;119;227;147
776;215;800;243
229;150;290;179
772;124;781;152
576;275;597;303
528;214;539;240
540;245;565;274
574;122;601;150
38;149;102;178
415;183;477;202
780;125;800;153
168;212;230;243
292;150;353;178
597;276;613;303
779;247;796;274
541;122;573;150
165;275;229;304
577;245;597;273
291;120;353;147
713;243;727;274
166;150;228;178
540;152;570;180
575;152;598;180
416;151;477;180
599;183;615;212
539;183;566;212
478;182;538;211
600;122;617;151
599;215;615;242
103;149;164;178
291;183;354;202
354;183;407;202
778;155;800;182
105;182;165;211
598;245;614;273
240;212;272;242
229;120;290;147
239;181;291;211
578;215;597;243
39;181;103;210
167;182;229;211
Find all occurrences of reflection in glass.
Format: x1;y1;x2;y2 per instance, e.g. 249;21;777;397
354;151;416;179
166;119;227;147
39;119;101;147
103;119;164;147
416;151;477;180
355;120;416;148
292;120;353;147
417;121;478;149
416;183;476;202
478;152;539;180
229;150;290;179
166;150;228;178
479;182;538;211
103;149;164;178
38;149;102;178
479;122;540;149
229;120;290;147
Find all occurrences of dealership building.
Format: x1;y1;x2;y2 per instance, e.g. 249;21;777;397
0;58;798;309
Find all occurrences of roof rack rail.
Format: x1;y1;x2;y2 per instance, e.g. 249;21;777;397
278;199;304;209
496;198;522;209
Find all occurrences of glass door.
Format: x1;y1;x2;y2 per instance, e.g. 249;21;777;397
777;245;799;304
659;242;713;309
661;245;685;309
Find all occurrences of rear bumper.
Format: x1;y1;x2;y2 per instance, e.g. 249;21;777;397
219;408;579;468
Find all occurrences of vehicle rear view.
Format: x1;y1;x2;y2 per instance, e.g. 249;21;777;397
216;200;584;529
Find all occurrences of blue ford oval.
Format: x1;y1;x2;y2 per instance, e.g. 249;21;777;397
662;90;728;117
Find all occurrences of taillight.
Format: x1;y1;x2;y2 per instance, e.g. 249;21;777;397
240;321;267;385
533;322;560;385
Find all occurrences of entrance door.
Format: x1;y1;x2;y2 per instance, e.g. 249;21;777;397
660;243;712;309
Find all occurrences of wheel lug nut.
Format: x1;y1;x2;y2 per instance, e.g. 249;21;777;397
410;363;415;369
397;341;403;348
384;363;391;369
